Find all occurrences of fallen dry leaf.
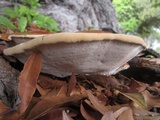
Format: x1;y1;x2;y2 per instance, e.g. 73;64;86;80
28;24;50;34
62;110;74;120
117;108;134;120
36;108;64;120
80;103;95;120
87;90;108;114
0;100;9;116
0;33;10;41
128;79;143;93
25;94;86;120
115;90;147;108
85;75;121;88
142;90;160;110
113;107;130;118
55;83;68;97
70;84;85;96
87;91;129;114
38;75;65;90
67;73;77;96
39;82;67;100
18;52;42;115
36;84;51;96
101;111;116;120
0;111;19;120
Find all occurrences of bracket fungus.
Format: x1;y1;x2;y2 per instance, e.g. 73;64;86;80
3;32;147;77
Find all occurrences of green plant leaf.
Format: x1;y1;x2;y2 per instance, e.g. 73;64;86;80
1;0;59;32
33;14;45;21
14;6;19;17
27;15;33;25
19;5;29;16
29;9;38;16
30;0;40;9
0;16;16;29
3;8;17;18
48;19;60;31
18;17;27;32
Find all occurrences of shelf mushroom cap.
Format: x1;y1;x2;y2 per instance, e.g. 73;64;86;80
3;32;147;77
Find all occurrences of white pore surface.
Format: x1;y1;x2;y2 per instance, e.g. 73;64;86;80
16;40;144;77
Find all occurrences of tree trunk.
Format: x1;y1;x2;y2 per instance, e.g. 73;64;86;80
38;0;119;32
0;0;119;32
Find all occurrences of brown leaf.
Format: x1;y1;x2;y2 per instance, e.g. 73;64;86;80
37;107;77;120
126;79;146;93
87;91;108;114
117;108;134;120
97;94;108;106
87;91;128;114
128;79;142;93
36;108;64;120
28;24;50;34
0;111;19;120
80;103;95;120
0;33;10;41
0;100;9;116
38;75;65;90
142;90;160;110
70;84;85;96
87;91;125;115
62;110;74;120
23;97;40;118
18;52;42;115
40;82;68;100
113;107;129;118
85;75;121;88
36;84;51;96
101;111;116;120
67;73;77;96
25;94;86;120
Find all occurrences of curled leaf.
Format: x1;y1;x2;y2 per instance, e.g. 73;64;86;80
26;94;86;120
62;110;74;120
101;111;116;120
117;108;134;120
67;73;77;96
18;52;42;115
87;91;108;114
80;103;95;120
115;90;147;108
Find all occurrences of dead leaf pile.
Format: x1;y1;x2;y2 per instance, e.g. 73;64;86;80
0;51;159;120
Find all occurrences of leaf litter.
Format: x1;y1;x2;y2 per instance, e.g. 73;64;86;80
0;51;160;119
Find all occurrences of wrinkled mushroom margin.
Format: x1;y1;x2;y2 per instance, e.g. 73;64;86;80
3;32;147;56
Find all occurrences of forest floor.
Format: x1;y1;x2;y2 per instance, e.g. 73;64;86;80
0;33;160;120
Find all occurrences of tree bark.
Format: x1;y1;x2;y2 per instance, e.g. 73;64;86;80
38;0;119;32
0;0;119;32
0;56;20;108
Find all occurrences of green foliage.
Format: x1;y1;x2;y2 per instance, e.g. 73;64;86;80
0;0;59;32
33;14;60;32
18;17;27;32
113;0;160;37
156;47;160;54
0;16;16;29
112;0;141;33
20;0;40;9
151;0;160;7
